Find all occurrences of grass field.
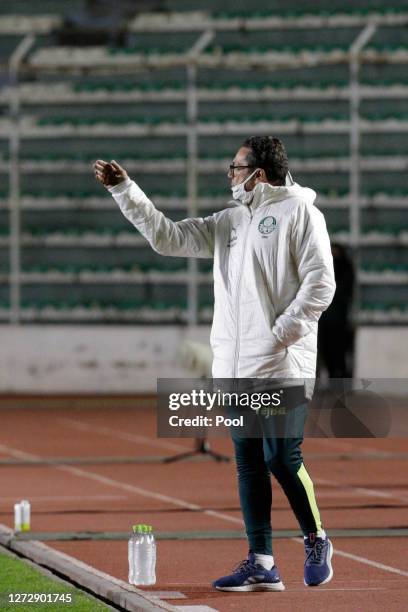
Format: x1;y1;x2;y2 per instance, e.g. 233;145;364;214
0;549;111;612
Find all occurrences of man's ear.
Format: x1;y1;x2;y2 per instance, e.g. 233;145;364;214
257;168;268;182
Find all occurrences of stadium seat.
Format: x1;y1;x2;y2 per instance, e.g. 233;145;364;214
1;0;407;323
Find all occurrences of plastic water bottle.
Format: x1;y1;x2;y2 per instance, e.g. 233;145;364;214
137;525;148;585
21;500;31;532
14;500;31;533
128;525;138;584
14;503;22;532
129;524;156;585
145;525;156;585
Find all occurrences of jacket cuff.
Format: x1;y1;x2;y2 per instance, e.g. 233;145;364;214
107;177;132;195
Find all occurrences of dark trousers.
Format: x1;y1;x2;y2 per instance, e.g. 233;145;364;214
230;403;323;555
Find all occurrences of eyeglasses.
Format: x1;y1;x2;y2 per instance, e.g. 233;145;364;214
228;164;255;176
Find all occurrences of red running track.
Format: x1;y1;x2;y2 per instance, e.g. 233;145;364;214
0;396;407;611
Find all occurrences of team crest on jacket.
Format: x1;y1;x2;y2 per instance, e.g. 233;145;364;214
258;216;277;235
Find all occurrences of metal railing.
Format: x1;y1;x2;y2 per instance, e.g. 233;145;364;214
5;16;407;325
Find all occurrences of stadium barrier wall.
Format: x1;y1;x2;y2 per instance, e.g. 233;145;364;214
0;325;406;393
355;326;408;379
0;325;211;393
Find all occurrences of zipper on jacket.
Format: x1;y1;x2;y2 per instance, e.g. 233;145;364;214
232;205;253;378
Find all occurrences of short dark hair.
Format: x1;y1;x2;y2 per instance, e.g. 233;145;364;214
242;136;289;185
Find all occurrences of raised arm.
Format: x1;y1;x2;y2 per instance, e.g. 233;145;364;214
94;159;215;258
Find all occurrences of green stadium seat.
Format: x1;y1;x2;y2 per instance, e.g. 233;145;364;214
2;0;407;323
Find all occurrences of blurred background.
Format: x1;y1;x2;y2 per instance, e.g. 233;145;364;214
1;0;407;392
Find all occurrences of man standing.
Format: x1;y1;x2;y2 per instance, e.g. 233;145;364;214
94;136;335;591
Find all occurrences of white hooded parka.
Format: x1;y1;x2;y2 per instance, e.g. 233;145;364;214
109;178;336;385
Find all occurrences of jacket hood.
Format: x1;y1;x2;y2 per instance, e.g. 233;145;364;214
230;181;317;211
252;181;317;210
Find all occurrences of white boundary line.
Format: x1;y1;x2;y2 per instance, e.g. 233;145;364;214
331;548;408;578
57;417;188;452
0;494;129;502
315;477;408;504
0;442;242;525
37;415;408;503
1;441;408;583
308;440;408;504
62;419;408;505
313;438;405;457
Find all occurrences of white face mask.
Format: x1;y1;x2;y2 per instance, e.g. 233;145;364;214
231;168;258;205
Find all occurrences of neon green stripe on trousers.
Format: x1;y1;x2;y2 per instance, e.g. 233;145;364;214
297;463;322;534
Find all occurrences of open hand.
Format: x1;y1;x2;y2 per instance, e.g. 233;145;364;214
93;159;128;187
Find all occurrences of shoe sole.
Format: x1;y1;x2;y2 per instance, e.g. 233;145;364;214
215;581;285;592
304;539;334;587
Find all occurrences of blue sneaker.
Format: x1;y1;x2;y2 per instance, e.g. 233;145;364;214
212;552;285;592
304;534;333;586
